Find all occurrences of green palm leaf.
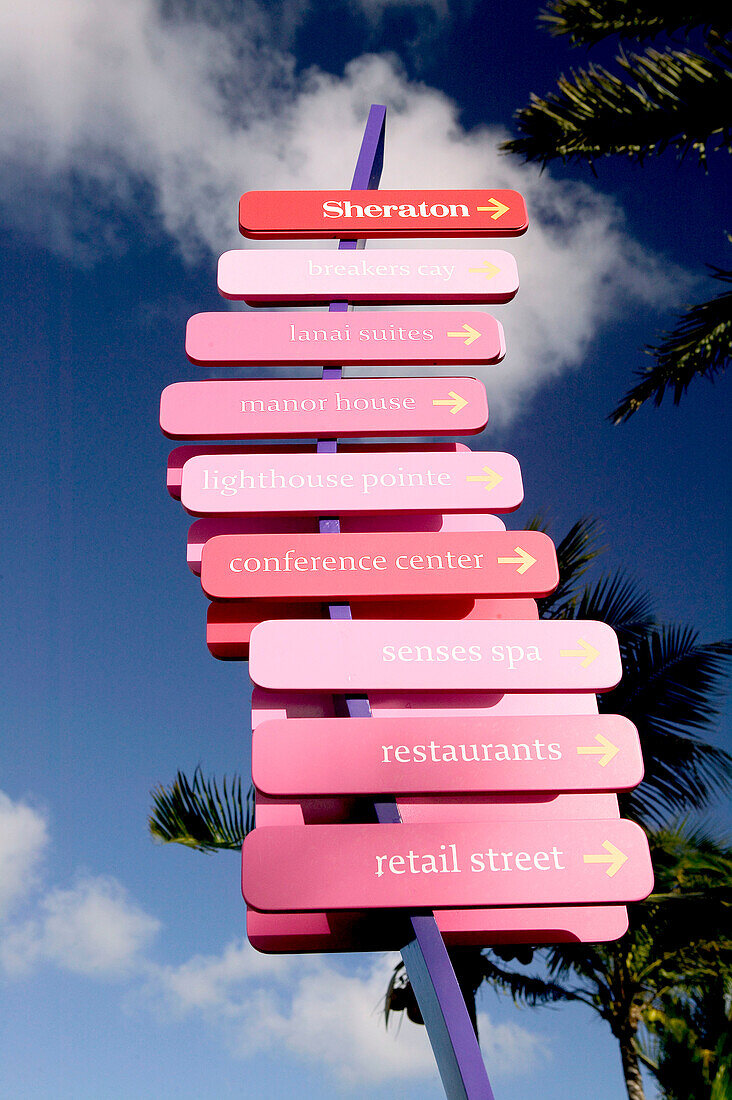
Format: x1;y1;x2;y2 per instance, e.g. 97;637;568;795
611;267;732;421
149;767;254;851
539;0;730;47
528;515;606;617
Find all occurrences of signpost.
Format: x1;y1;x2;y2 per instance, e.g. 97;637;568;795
159;103;651;1100
247;618;623;692
161;377;489;439
180;450;524;516
185;309;506;366
238;189;529;238
217;248;519;303
200;530;558;600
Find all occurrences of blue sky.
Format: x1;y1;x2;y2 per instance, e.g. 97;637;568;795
0;1;729;1097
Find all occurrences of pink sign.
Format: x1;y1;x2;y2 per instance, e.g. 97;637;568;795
185;311;506;367
246;905;629;953
180;451;523;516
247;619;622;693
208;597;536;659
217;249;519;304
241;819;653;911
252;714;642;796
201;530;557;601
188;512;507;573
161;377;488;439
168;441;470;499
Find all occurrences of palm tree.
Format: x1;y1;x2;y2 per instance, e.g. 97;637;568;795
500;1;732;420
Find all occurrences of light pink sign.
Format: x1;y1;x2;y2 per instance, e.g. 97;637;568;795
181;451;523;517
201;530;557;601
188;512;507;573
168;441;470;498
217;249;519;304
252;714;642;797
246;904;629;953
248;619;622;692
208;597;535;659
161;377;488;440
185;311;505;367
241;819;653;911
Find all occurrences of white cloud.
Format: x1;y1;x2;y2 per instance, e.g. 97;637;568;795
0;0;688;417
154;938;549;1087
0;792;48;918
1;876;161;977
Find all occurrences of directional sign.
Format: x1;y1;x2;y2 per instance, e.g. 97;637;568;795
207;597;537;659
185;311;505;367
217;249;519;304
161;377;489;440
241;819;653;911
248;619;622;693
168;440;470;498
201;530;557;601
180;451;523;517
238;189;529;239
246;904;629;953
252;714;643;797
188;512;507;573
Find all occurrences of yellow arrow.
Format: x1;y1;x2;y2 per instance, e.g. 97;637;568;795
497;546;536;574
577;733;619;767
477;197;510;220
447;323;481;346
432;390;468;415
468;261;500;279
466;466;503;491
560;638;599;668
583;840;628;878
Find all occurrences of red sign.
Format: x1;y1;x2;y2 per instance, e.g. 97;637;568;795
238;190;528;239
241;819;653;911
185;310;505;367
201;530;556;601
246;905;629;953
247;618;622;693
207;598;537;660
252;714;643;797
160;377;488;439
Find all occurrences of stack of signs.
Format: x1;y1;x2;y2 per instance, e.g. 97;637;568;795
160;185;653;956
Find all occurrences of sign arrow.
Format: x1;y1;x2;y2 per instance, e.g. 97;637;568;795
468;261;500;279
466;466;503;491
583;840;628;878
560;638;600;668
577;733;620;767
497;546;536;574
477;197;510;220
432;390;468;415
447;323;481;346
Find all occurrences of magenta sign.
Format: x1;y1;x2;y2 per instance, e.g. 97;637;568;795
180;451;523;516
247;618;622;693
185;310;505;367
252;714;643;796
217;249;519;304
160;377;489;439
241;818;653;911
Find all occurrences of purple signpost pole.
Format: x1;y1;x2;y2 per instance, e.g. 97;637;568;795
316;104;495;1100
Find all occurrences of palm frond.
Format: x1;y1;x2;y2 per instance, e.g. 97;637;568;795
528;515;607;616
611;268;732;421
501;42;732;167
149;768;254;851
539;0;730;47
600;629;732;822
551;573;656;643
